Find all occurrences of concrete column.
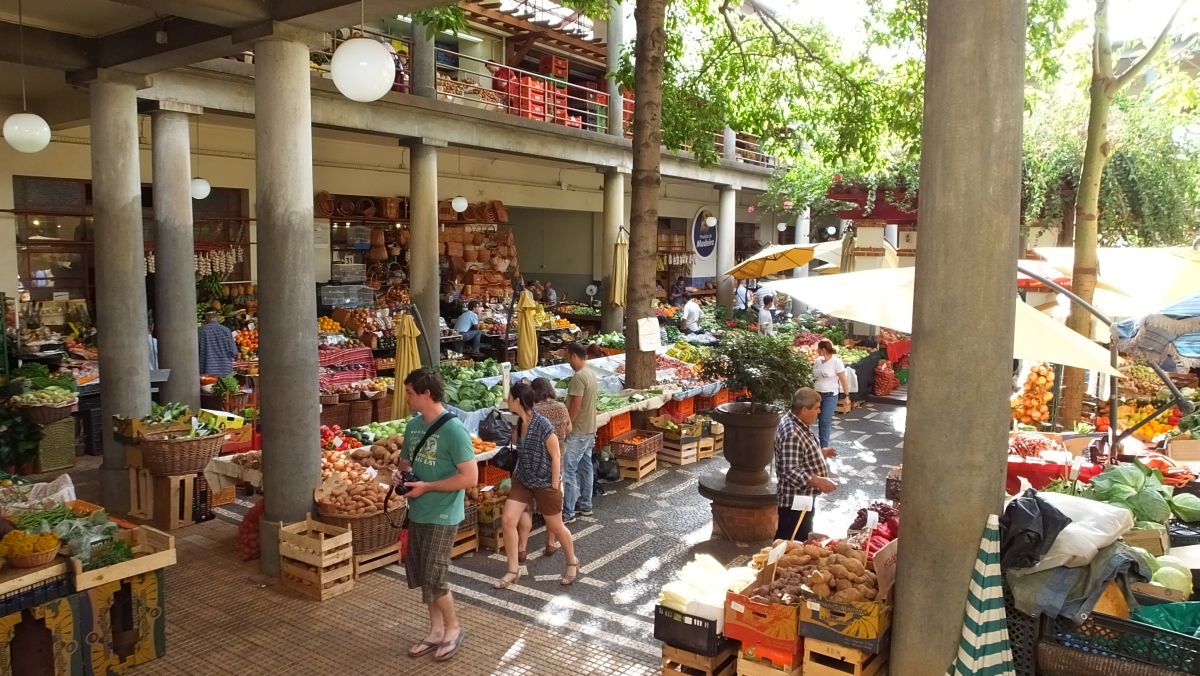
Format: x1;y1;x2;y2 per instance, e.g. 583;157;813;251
605;1;624;137
601;168;625;332
90;77;151;513
897;224;917;267
150;109;201;411
254;37;320;575
715;186;737;309
722;127;737;161
408;141;441;364
410;23;436;99
892;0;1025;672
790;208;810;315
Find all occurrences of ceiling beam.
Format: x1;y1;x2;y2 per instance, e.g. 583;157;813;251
104;0;270;28
459;1;605;59
95;18;237;75
0;21;93;71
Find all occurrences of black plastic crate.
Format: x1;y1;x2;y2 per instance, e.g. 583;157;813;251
653;605;735;657
0;574;70;616
1044;600;1200;675
193;474;215;523
1005;588;1039;676
1170;519;1200;547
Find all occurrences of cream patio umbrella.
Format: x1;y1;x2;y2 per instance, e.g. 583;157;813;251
724;244;817;280
762;267;1120;376
392;313;422;420
516;290;539;371
610;228;629;307
1033;246;1200;317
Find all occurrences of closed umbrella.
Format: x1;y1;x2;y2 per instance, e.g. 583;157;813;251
838;231;857;274
392;313;421;420
516;290;538;371
724;244;816;280
945;514;1016;676
611;228;629;307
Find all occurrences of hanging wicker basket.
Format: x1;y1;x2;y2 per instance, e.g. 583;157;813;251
140;431;226;476
339;391;362;402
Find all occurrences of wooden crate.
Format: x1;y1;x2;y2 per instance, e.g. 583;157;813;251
698;437;715;460
802;638;886;676
353;543;401;579
71;526;177;591
619;454;657;481
659;439;699;466
279;516;355;601
451;526;479;558
661;643;737;676
127;466;154;520
712;433;724;453
736;656;803;676
479;530;505;553
211;484;237;507
151;474;196;531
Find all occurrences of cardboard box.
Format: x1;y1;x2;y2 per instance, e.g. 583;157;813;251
200;409;244;430
112;415;191;440
724;563;802;656
1123;527;1170;557
1168;439;1200;462
798;539;897;654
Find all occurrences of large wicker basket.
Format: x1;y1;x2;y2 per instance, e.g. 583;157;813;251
348;400;373;428
140;431;225;476
17;401;78;425
319;393;340;406
318;503;406;553
7;547;58;568
339;391;362;402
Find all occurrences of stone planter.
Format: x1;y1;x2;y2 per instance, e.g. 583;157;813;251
711;401;781;486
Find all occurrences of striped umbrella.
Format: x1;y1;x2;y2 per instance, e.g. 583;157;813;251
946;514;1015;676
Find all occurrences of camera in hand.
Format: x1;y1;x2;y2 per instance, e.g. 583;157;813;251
393;470;420;495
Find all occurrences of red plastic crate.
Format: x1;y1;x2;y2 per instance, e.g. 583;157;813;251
595;423;612;449
608;411;631;437
677;397;695;417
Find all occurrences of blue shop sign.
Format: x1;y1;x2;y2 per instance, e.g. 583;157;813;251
692;209;717;258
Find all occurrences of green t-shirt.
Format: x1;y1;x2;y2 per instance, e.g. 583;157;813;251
568;365;598;434
402;411;474;526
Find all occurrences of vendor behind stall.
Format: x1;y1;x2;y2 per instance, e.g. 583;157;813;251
454;302;484;355
680;293;702;334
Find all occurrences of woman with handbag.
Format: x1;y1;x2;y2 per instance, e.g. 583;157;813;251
493;381;580;588
529;377;571;558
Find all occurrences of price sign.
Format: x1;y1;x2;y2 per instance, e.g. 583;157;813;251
1069;457;1083;481
767;540;787;565
864;510;880;529
791;495;814;512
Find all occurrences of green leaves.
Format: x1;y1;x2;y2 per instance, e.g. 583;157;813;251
698;331;812;406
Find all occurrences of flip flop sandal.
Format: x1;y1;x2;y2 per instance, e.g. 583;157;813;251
407;639;440;658
434;630;467;662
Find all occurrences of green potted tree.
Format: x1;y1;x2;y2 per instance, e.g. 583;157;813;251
0;407;43;474
700;332;813;486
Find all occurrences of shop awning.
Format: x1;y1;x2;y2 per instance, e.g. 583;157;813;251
762;267;1120;376
724;244;816;280
1033;246;1200;317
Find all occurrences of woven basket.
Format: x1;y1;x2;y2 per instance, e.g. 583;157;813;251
339;391;362;402
363;390;384;400
140;432;225;476
459;501;478;531
320;404;349;429
348;400;373;428
318;505;405;553
36;418;75;473
18;402;78;425
319;394;340;406
7;548;58;568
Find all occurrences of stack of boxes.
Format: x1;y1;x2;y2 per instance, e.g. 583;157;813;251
538;55;570;124
516;76;547;121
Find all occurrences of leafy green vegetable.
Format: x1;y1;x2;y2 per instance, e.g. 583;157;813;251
1089;464;1146;498
84;538;135;571
1127;490;1172;524
1087;463;1173;524
1171;493;1200;523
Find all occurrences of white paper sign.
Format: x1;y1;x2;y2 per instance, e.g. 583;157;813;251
52;292;69;301
1069;457;1083;481
864;510;880;529
332;436;344;449
767;540;787;564
729;601;745;614
791;495;814;512
636;317;661;352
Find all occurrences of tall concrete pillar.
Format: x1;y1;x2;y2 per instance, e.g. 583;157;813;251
790;208;810;316
150;108;201;411
408;140;441;364
254;36;321;575
605;1;624;137
410;23;436;99
601;168;626;332
715;185;737;309
90;76;152;513
722;127;737;161
892;1;1025;673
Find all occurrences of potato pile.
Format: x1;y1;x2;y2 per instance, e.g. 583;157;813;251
318;475;405;516
230;451;262;471
347;435;405;470
748;540;879;606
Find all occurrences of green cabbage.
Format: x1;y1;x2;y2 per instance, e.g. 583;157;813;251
1156;555;1191;578
1151;567;1193;595
1172;493;1200;523
1128;489;1173;524
1089;464;1146;498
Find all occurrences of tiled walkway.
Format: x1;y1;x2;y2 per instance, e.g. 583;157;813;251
115;402;903;675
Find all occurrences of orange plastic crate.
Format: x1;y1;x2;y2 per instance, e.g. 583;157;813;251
677;397;695;417
608;411;632;437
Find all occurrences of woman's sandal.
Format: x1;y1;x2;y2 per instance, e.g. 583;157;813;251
543;542;561;557
407;639;440;658
492;569;522;589
560;560;580;586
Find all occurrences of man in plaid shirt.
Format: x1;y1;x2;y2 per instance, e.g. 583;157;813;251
775;387;838;541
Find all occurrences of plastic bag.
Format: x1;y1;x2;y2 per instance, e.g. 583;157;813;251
1001;488;1072;569
1132;602;1200;637
595;447;620;482
1009;491;1134;574
478;409;512;443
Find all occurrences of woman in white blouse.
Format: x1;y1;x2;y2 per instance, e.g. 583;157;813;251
812;339;851;447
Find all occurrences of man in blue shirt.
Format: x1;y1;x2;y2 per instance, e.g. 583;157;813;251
454;301;483;354
198;312;237;376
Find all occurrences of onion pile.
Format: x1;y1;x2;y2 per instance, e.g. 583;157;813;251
1012;364;1055;425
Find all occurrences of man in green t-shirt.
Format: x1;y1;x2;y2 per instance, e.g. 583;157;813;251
563;343;598;524
396;367;477;663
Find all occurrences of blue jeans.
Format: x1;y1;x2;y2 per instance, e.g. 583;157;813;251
818;392;838;448
562;432;595;519
460;328;482;351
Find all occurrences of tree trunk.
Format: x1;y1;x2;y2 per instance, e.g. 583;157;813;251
1061;1;1114;426
624;0;666;390
1056;184;1077;246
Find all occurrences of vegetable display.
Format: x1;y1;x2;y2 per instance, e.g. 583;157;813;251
1011;364;1055;425
444;380;503;412
589;332;626;349
441;359;501;381
346;420;407;444
0;529;59;557
747;539;879;605
317;473;405;516
10;386;76;407
142;402;191;425
347;436;405;470
1008;432;1063;458
84;538;134;571
1086;463;1173;525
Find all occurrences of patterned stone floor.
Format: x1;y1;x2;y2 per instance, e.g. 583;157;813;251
109;402;904;675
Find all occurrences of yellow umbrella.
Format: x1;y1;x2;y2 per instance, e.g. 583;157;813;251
724;244;816;280
516;290;538;371
610;228;629;307
392;314;422;420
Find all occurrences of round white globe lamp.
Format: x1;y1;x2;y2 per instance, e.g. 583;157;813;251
191;178;212;200
331;38;395;103
451;196;469;213
776;222;787;232
704;216;717;228
3;112;50;153
826;225;838;235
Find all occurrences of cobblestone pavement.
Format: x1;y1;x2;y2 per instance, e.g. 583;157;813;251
122;402;903;675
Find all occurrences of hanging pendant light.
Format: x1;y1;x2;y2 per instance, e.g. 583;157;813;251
331;3;394;103
451;196;469;213
3;0;50;154
191;116;210;199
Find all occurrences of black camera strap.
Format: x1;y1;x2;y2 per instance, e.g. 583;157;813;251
385;411;454;528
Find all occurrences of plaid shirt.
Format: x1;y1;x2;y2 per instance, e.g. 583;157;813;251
198;322;238;376
774;410;827;508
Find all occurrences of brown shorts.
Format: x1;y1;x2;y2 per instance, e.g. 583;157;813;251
507;480;563;516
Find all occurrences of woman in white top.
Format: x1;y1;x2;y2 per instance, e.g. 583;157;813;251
812;339;851;447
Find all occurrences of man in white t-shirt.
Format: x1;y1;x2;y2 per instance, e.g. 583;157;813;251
735;283;751;311
757;295;776;336
680;294;702;333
